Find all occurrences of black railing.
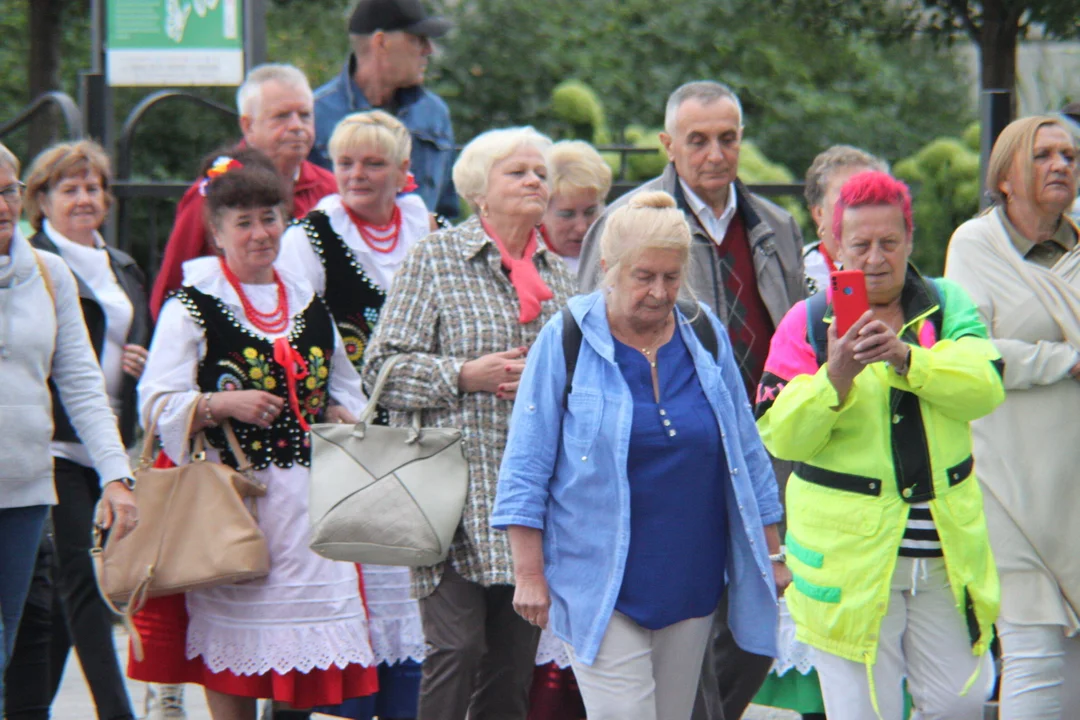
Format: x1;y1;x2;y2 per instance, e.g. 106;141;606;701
111;91;239;263
0;91;84;149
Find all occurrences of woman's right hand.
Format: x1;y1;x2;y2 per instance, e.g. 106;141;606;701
212;390;286;429
513;573;551;629
826;310;873;406
459;346;528;399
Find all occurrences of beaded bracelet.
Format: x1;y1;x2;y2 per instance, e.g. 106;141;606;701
202;392;216;426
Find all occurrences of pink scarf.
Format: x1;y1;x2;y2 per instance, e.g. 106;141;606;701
482;219;553;324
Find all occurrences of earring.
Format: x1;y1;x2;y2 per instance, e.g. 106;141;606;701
479;205;490;217
816;225;825;239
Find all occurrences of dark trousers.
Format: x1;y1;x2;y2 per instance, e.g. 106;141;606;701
5;459;134;720
417;565;540;720
691;591;774;720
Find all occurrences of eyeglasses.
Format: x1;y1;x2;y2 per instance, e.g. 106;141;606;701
0;182;25;204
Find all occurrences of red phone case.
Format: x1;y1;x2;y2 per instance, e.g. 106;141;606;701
830;270;869;337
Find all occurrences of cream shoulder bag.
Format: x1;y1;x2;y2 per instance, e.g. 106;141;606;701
309;354;468;566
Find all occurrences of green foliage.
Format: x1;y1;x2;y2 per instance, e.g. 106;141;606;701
739;142;808;231
427;0;974;177
893;137;980;275
550;79;609;144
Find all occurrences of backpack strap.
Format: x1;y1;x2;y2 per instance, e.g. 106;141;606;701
561;307;584;409
33;250;56;306
676;299;719;361
805;291;830;367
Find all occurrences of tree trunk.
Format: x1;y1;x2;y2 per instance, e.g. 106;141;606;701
976;0;1020;114
27;0;64;157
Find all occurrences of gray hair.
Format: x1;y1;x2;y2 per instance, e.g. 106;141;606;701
804;145;889;208
452;126;553;211
236;63;312;117
0;142;19;176
664;81;743;136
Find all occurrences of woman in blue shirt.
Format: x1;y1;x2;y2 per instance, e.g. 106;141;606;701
492;191;786;720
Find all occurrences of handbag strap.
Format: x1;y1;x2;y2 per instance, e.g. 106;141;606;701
142;395;253;473
357;355;422;441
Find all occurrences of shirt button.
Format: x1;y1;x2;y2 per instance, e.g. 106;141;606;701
902;487;913;498
892;414;901;424
732;468;739;475
528;404;535;411
581;456;587;462
739;505;744;511
663;419;671;427
869;482;877;490
669;429;676;437
659;408;667;416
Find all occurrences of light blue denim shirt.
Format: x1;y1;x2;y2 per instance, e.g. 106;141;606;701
492;291;782;665
311;56;458;218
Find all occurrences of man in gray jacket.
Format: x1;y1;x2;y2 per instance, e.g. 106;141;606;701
577;80;805;720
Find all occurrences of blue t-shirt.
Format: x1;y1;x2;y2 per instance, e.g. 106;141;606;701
613;326;728;630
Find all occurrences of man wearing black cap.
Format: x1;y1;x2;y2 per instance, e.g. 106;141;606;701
311;0;458;218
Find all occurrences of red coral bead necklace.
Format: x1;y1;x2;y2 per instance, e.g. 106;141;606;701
344;203;402;254
219;258;290;334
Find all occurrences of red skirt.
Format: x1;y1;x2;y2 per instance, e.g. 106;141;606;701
126;453;378;708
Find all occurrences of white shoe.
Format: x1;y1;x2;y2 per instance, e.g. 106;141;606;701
144;683;186;719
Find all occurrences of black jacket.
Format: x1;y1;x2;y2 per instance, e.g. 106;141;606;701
30;231;152;449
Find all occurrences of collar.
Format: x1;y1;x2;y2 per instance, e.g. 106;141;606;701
294;160;323;191
43;219;105;252
342;55;426;113
998;206;1078;256
459;216;552;262
678;176;737;224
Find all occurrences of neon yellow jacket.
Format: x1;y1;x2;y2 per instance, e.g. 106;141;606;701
755;272;1003;671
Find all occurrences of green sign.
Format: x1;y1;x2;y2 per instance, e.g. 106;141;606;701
106;0;244;87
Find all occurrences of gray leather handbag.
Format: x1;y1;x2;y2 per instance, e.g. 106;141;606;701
308;355;468;566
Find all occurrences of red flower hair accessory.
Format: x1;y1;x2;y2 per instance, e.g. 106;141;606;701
198;156;245;197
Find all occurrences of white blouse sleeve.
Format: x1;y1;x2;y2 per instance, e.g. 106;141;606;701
137;296;206;463
327;324;368;417
276;223;327;296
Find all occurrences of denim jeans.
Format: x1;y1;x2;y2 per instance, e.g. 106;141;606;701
0;504;50;716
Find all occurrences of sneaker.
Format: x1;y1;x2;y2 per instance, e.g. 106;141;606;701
144;683;186;719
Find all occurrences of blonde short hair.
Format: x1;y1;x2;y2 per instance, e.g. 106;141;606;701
599;191;692;289
452;127;552;211
547;140;613;200
24;140;114;231
0;142;19;175
987;115;1077;206
804;145;888;208
329;110;412;167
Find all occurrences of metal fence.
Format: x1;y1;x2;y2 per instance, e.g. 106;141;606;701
2;90;806;275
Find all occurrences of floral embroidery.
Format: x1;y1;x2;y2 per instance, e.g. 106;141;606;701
239;347;275;391
216;372;244;392
339;321;365;364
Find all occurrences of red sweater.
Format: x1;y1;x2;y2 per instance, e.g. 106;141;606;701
149;160;337;319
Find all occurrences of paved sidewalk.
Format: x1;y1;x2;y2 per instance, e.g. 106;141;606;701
54;628;797;719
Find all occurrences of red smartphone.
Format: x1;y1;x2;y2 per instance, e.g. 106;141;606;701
830;270;869;337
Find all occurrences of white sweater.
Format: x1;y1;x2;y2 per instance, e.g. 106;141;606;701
0;231;132;508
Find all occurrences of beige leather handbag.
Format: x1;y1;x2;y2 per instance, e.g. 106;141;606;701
91;402;270;658
309;355;468;566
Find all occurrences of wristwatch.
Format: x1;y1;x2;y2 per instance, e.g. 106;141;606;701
769;551;786;564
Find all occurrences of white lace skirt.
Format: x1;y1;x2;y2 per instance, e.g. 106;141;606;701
772;597;815;676
186;464;375;676
361;564;426;665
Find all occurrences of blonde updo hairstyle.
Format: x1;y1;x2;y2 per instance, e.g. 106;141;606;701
599;191;693;292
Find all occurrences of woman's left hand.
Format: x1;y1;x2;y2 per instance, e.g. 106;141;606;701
325;404;358;424
852;320;910;370
773;560;793;597
513;573;551;629
96;481;138;540
121;344;149;379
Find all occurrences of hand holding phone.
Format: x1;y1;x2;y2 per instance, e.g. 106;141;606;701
830;270;869;337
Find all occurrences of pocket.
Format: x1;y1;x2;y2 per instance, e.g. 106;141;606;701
943;483;983;524
563;391;603;447
0;405;54;480
793;488;884;537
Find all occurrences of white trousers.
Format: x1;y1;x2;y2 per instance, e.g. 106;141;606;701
813;557;992;720
997;619;1080;719
566;611;712;720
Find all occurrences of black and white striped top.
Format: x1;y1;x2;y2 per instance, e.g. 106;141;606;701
898;503;943;557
